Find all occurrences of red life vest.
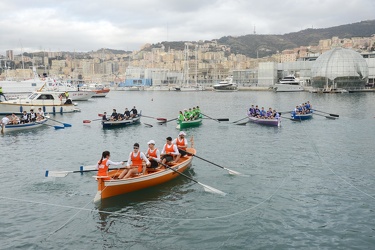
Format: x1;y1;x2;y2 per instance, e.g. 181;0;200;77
175;138;186;149
147;148;158;158
97;158;111;180
131;152;143;172
165;144;175;154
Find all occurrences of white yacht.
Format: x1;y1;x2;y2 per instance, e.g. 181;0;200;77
213;76;238;92
0;91;80;115
274;75;304;92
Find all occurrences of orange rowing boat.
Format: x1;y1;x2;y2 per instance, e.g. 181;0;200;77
93;148;196;202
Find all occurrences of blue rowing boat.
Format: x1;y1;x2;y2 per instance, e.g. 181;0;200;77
291;110;313;120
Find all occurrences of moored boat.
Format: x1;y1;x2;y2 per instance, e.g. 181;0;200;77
1;117;48;133
43;81;95;101
0;91;80;115
274;75;304;92
213;76;238;92
247;115;281;127
93;148;196;202
177;118;202;130
80;83;110;97
102;115;141;128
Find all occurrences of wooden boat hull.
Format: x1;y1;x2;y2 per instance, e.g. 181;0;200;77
177;118;202;129
102;116;141;128
1;118;48;133
92;89;110;97
291;111;313;120
94;148;196;202
248;116;281;126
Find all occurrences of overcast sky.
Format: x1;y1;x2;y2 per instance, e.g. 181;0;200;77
1;0;374;55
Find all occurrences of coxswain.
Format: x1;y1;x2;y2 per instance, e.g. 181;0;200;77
97;151;125;180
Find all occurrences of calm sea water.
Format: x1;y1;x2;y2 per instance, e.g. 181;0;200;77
1;90;374;249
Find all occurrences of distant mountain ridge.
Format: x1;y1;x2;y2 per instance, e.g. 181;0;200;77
154;20;375;58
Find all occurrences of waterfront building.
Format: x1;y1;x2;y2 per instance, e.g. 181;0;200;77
311;48;368;89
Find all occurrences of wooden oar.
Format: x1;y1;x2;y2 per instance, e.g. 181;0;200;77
36;122;64;129
159;162;226;196
201;113;220;123
158;118;178;124
279;110;294;114
313;112;336;119
46;117;72;127
83;118;102;123
179;149;242;175
142;115;168;121
202;118;229;121
232;117;248;123
45;167;126;178
280;116;301;122
313;109;339;117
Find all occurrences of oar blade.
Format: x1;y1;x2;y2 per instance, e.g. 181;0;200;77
199;182;226;196
63;123;72;127
227;169;242;175
235;121;248;125
217;118;229;121
45;170;69;178
325;116;336;120
54;126;65;129
330;114;339;117
83;120;91;123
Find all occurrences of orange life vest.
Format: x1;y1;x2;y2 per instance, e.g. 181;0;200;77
175;138;186;149
131;152;143;172
147;148;158;158
97;158;111;180
165;144;175;154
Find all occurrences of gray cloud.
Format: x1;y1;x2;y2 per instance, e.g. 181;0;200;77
1;0;374;54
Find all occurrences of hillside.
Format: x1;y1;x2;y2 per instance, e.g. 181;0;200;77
153;20;375;58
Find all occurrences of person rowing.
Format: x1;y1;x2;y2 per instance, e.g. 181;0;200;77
173;131;188;158
118;143;150;179
145;140;160;169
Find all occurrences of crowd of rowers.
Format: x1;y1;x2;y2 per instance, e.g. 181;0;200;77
293;101;312;115
178;106;201;122
0;108;45;125
101;106;138;121
248;105;280;119
97;131;190;180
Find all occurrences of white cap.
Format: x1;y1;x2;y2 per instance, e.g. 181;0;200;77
179;131;186;136
147;140;155;145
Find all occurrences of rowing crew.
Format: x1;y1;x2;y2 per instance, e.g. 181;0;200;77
0;108;45;125
102;106;138;121
293;101;312;115
178;106;201;122
248;105;280;119
97;131;189;180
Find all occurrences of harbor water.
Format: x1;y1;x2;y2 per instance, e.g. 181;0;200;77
1;90;374;249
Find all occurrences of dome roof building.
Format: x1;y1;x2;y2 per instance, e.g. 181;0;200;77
311;48;368;89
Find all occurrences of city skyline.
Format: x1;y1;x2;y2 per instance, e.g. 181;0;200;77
1;0;374;54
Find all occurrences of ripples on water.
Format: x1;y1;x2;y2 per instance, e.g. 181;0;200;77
1;91;374;249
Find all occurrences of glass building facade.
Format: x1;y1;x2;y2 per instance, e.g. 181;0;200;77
311;48;368;89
